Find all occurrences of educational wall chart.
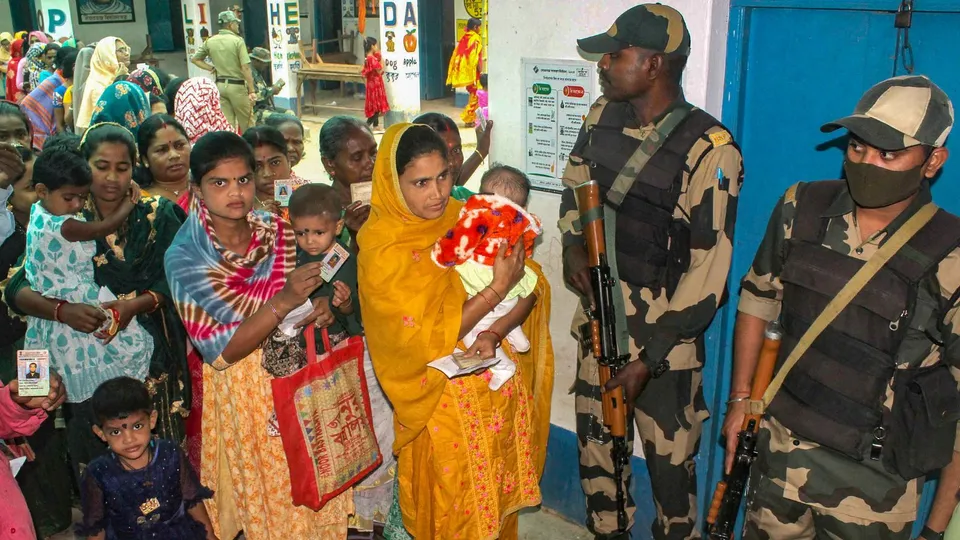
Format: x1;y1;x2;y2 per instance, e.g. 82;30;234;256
380;0;421;119
182;0;213;79
268;0;303;108
522;58;597;193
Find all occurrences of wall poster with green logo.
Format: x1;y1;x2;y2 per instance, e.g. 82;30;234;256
522;58;598;193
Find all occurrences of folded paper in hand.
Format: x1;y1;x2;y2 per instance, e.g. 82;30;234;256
428;350;500;379
279;300;316;337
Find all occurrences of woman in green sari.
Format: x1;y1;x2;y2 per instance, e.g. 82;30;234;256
5;124;190;463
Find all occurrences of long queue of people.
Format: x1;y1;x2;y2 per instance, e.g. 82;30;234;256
0;24;543;540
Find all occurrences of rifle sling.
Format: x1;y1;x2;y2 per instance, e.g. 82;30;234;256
604;103;695;361
759;202;939;409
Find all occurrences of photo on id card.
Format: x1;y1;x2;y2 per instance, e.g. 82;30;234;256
321;243;350;282
274;178;309;206
17;350;50;397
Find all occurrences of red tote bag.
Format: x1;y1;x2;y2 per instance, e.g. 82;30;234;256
271;328;383;510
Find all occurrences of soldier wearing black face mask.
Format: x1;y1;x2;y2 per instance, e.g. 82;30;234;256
726;75;960;540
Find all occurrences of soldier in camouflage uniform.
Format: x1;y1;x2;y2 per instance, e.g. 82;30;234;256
729;76;960;540
559;5;744;539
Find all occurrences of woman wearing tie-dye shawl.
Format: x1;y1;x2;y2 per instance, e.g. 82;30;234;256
164;131;349;540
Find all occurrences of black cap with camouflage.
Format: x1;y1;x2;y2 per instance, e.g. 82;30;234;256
578;3;691;57
822;75;954;151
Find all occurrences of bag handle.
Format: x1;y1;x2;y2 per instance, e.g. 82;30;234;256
760;202;939;410
303;325;332;365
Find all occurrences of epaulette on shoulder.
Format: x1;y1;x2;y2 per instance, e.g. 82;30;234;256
784;183;800;205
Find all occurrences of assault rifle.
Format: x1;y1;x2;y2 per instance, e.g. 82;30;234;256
575;180;631;534
705;320;782;539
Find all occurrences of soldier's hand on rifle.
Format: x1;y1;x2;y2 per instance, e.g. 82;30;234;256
563;243;595;306
605;358;652;406
492;240;526;295
723;398;749;474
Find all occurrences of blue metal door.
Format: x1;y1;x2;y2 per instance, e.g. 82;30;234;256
145;0;175;52
700;1;960;537
419;0;445;100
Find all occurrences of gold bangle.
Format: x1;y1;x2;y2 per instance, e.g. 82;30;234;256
266;299;282;321
144;290;161;313
477;290;495;309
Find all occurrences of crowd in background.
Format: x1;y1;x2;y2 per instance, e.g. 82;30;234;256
0;20;547;540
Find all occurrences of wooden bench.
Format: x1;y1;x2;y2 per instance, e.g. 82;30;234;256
296;34;365;116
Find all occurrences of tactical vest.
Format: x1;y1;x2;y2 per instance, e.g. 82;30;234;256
767;180;960;460
575;102;725;296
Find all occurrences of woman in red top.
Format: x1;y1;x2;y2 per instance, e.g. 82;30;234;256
361;37;389;133
5;39;24;102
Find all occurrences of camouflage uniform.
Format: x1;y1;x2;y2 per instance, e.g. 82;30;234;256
560;97;744;539
738;182;960;539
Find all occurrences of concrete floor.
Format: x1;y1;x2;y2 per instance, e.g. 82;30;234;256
294;90;488;192
47;507;588;539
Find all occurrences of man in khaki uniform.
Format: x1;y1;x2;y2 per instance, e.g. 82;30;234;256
729;76;960;540
558;4;743;539
191;10;256;132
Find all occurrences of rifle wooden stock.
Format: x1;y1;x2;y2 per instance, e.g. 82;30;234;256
705;321;782;539
576;181;628;439
575;180;630;533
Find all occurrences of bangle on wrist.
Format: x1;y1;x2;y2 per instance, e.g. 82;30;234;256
485;286;504;303
265;299;283;321
726;396;750;405
53;300;67;323
143;290;161;313
477;329;502;346
477;290;495;309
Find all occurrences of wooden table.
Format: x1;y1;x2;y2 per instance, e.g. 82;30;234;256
295;64;365;116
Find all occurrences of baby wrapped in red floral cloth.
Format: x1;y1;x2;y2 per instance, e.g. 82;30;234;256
431;166;542;389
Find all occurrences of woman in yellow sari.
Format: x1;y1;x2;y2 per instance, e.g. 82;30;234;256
358;123;554;540
446;18;483;125
75;37;130;133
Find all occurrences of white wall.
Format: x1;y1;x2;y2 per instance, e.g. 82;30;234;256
68;0;150;52
488;0;731;435
0;5;13;38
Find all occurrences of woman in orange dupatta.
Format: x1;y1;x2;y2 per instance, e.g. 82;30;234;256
358;124;554;540
446;18;484;125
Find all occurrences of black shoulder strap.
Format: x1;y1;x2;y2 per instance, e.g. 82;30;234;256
659;109;724;160
792;180;847;243
887;210;960;282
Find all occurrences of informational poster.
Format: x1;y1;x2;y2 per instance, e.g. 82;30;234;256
268;0;302;107
342;0;356;18
182;0;214;79
76;0;135;24
522;58;597;193
381;0;421;120
36;0;75;40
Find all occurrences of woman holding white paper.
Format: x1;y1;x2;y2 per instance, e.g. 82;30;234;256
318;115;377;245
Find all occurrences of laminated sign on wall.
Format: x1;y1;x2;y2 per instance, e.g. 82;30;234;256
522;58;597;193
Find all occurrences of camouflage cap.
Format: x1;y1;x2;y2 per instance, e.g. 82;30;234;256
821;75;954;150
578;3;691;56
250;47;270;63
218;10;241;25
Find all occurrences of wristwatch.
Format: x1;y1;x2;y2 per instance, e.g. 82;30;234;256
639;349;670;378
919;526;945;540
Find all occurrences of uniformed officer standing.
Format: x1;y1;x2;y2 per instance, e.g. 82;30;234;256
559;5;744;539
191;10;257;132
729;75;960;540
